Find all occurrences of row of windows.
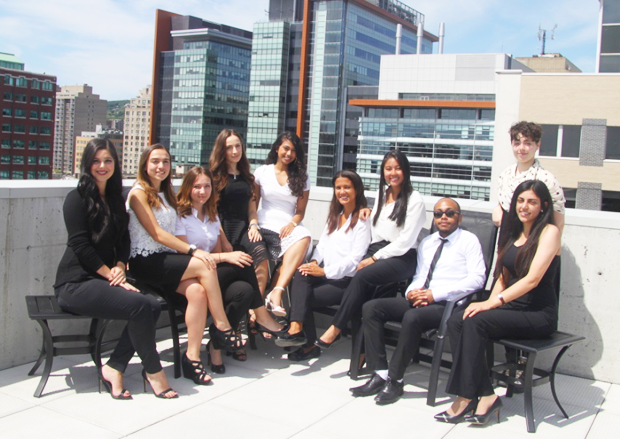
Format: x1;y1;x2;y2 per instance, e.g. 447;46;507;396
3;92;53;105
1;139;51;149
2;75;54;90
1;108;52;119
1;124;52;134
0;170;50;179
365;108;495;120
360;121;494;141
1;155;50;165
539;125;620;160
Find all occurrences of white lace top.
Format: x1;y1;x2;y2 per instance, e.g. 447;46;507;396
127;184;178;258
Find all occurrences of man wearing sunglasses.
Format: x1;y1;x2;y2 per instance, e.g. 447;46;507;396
351;198;486;405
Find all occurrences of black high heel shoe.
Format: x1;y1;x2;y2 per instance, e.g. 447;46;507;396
141;370;179;398
181;352;213;385
314;334;341;350
434;398;478;424
209;323;245;353
207;341;226;374
257;321;289;338
99;377;132;400
465;396;503;425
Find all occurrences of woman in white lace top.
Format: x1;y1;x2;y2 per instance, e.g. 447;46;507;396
127;144;244;387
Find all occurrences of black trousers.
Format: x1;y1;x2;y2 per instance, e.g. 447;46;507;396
56;279;163;374
331;248;417;330
362;297;447;380
217;262;263;331
446;305;556;399
289;271;352;344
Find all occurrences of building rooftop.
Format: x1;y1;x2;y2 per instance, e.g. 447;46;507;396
0;333;614;438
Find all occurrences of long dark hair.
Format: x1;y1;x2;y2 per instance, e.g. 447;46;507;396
177;167;218;222
209;129;253;193
372;149;413;228
77;138;128;243
494;180;555;284
136;144;177;209
326;170;367;234
266;131;308;197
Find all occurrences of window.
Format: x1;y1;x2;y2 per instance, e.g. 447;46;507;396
40;112;52;120
1;155;10;164
540;124;559;156
0;170;9;179
4;75;14;85
30;110;39;119
13;155;24;164
12;171;24;179
2;108;11;117
28;171;36;179
13;125;25;134
31;79;40;89
38;171;49;179
16;77;27;87
561;125;581;158
39;141;50;150
41;81;54;91
28;140;37;149
14;109;26;118
41;96;52;105
1;139;9;148
13;140;24;149
2;124;10;132
28;156;36;165
29;126;38;134
3;92;12;101
605;126;620;160
30;95;39;104
38;156;50;165
15;94;27;102
40;127;51;135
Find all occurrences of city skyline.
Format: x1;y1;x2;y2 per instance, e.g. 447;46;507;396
0;0;601;101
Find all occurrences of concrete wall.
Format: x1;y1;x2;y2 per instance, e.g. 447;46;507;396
1;181;620;384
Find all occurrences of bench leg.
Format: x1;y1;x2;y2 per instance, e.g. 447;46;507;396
523;352;537;433
33;319;55;398
28;322;47;376
550;345;572;419
168;305;182;379
426;335;446;406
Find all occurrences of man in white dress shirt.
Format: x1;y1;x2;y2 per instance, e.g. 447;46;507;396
351;198;486;405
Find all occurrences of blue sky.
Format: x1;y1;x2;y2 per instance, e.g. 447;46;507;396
0;0;601;101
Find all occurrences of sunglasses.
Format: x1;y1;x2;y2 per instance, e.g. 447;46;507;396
433;210;460;219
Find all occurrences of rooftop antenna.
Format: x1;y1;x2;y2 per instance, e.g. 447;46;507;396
538;24;557;55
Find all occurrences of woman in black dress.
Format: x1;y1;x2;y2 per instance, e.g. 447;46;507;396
435;180;561;425
54;139;176;399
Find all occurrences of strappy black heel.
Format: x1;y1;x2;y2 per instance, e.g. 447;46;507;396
209;323;245;352
181;352;213;385
141;370;179;398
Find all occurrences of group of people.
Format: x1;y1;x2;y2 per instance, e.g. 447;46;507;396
54;121;565;427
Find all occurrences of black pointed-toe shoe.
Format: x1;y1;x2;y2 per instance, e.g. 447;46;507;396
434;398;478;424
287;345;321;361
465;397;503;425
275;330;308;348
374;378;404;405
350;373;387;397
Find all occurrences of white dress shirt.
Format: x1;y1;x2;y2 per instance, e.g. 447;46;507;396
369;189;426;260
175;208;221;252
312;214;371;279
406;228;486;303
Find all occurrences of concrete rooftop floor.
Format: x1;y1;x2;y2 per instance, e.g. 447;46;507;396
0;330;616;439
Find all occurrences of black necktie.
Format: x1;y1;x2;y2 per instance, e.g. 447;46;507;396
423;238;448;289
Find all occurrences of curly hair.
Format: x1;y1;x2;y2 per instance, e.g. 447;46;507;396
136;144;177;210
177;167;218;222
326;170;367;235
494;180;555;285
265;131;308;197
77;138;128;243
209;129;254;193
509;121;542;144
372;149;413;228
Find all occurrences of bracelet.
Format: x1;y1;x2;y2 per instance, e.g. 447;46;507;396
371;255;378;262
498;293;506;305
291;220;298;227
249;223;260;230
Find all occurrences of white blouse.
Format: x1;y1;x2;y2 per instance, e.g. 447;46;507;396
254;164;311;232
312;214;371;279
175;208;221;252
369;188;426;260
127;184;178;258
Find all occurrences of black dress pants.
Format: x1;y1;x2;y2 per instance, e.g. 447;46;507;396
217;262;263;330
331;249;417;330
362;297;446;380
56;279;163;374
446;305;556;399
289;271;352;344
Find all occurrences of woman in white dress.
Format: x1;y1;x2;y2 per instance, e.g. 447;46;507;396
253;132;312;317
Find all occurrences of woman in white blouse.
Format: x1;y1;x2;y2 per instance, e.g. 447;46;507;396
175;167;285;374
253;132;312;317
316;150;426;349
275;170;371;361
127;144;243;388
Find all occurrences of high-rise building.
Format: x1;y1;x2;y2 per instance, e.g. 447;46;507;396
74;125;123;177
350;53;531;201
1;56;57;180
150;10;253;174
246;0;438;187
123;86;151;176
597;0;620;72
53;85;107;175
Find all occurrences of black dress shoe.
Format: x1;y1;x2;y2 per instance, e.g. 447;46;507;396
374;378;404;405
434;398;478;424
465;396;503;425
350;373;387;397
275;330;307;348
314;334;341;350
287;345;321;361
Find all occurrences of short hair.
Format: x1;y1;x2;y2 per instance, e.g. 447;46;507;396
509;121;542;143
